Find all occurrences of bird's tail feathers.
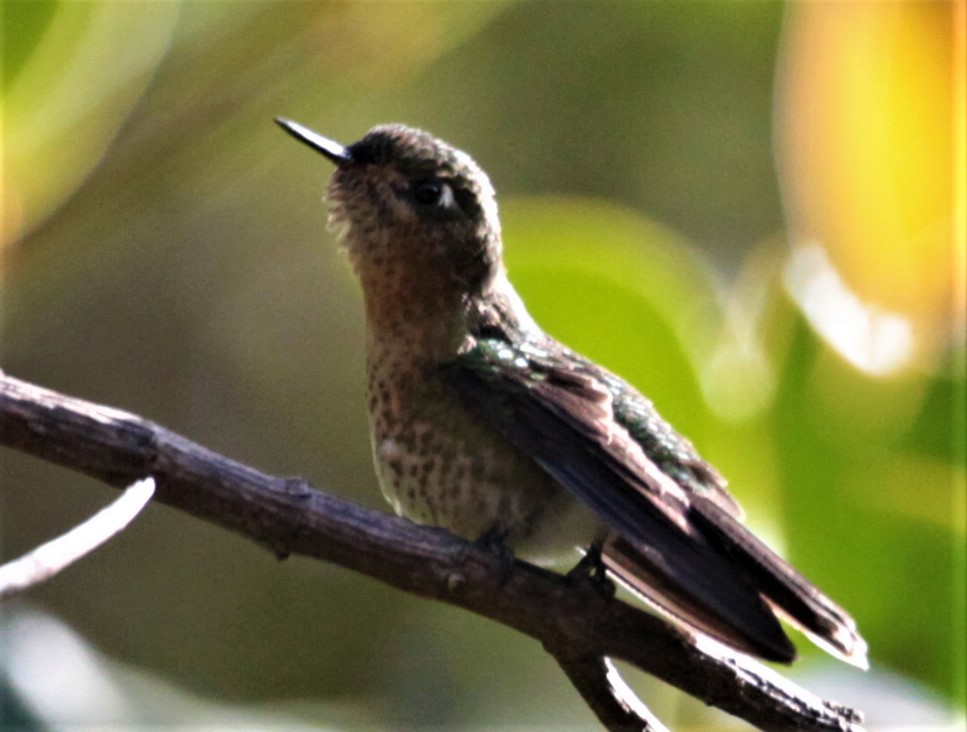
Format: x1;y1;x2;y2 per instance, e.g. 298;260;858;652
690;495;869;669
601;534;798;664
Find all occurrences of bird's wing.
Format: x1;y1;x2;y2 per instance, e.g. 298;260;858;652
439;337;795;662
440;336;867;668
597;367;744;519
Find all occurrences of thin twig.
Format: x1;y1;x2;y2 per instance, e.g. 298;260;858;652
0;372;864;732
0;477;155;600
557;655;671;732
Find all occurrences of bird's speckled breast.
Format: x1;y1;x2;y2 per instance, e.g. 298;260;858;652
365;336;596;564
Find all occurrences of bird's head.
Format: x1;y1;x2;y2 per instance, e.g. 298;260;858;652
277;120;503;301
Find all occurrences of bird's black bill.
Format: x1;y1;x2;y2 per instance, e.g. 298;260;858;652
275;118;352;165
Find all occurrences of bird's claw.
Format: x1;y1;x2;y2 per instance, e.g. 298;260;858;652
474;526;516;585
567;543;615;598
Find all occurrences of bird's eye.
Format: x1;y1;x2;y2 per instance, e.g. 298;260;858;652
412;179;454;209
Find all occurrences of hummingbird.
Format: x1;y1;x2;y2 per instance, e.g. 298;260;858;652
275;118;868;669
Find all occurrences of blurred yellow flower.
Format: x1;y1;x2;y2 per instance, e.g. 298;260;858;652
776;1;962;370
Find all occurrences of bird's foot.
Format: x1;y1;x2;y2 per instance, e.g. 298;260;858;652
473;526;516;585
567;542;615;598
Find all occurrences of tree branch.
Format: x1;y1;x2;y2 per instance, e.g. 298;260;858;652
557;655;671;732
0;372;864;732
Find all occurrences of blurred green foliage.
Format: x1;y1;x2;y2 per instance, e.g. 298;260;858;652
2;0;57;89
2;1;962;729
